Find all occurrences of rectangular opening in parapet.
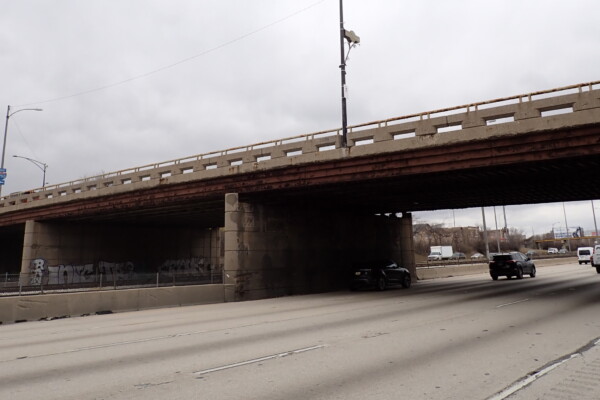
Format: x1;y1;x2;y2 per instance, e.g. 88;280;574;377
59;191;67;196
282;137;305;145
122;178;132;184
286;149;302;157
73;188;82;193
160;172;172;178
253;142;275;150
256;155;271;162
486;116;515;125
318;144;336;152
393;131;416;140
437;124;462;133
230;159;243;166
531;88;579;100
354;138;374;146
181;167;193;174
227;147;246;155
141;176;151;181
88;185;97;190
314;131;337;139
205;164;217;170
541;106;573;117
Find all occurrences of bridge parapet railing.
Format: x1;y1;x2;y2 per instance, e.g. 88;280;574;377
1;81;599;209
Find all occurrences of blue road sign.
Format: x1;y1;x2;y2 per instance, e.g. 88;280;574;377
0;168;6;185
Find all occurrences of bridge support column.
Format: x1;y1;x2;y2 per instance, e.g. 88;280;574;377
223;193;416;301
20;220;60;283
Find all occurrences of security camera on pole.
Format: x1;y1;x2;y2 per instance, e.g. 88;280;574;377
339;0;360;148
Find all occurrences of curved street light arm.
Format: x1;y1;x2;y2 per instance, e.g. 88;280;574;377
12;155;48;188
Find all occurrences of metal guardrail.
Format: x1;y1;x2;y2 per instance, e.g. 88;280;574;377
0;271;223;297
2;80;599;207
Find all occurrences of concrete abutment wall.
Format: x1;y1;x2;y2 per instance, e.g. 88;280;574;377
19;220;222;278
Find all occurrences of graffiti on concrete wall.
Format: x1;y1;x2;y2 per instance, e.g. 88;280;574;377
159;257;210;274
30;258;46;285
47;264;95;284
28;258;135;285
98;261;135;281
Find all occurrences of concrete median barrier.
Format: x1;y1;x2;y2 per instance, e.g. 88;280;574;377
0;284;226;324
416;257;575;280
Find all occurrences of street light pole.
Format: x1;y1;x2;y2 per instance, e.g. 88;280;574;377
562;202;571;252
12;155;48;188
481;207;490;259
592;200;598;240
1;105;43;196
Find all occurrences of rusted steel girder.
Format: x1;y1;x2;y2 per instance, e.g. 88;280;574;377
0;125;598;227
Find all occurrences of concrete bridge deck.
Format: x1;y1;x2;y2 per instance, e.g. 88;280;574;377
0;81;598;225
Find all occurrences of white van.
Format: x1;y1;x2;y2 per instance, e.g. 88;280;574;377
577;247;594;264
592;245;600;270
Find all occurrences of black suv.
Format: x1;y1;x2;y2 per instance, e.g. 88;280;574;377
489;252;536;280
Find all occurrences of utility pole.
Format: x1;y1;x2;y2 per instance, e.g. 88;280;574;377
481;207;490;259
338;0;359;148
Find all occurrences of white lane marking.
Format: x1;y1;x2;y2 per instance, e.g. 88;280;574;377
486;354;580;400
194;344;327;375
496;299;529;308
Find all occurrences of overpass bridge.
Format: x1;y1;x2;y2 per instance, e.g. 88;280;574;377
2;81;599;300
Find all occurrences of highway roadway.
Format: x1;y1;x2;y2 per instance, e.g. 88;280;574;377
1;260;599;400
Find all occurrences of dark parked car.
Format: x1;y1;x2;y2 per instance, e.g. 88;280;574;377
489;252;536;280
350;259;411;291
450;252;466;260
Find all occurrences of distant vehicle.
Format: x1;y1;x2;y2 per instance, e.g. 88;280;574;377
591;245;600;274
428;246;453;261
558;248;568;254
471;253;485;259
526;250;538;257
547;248;559;254
489;252;536;280
450;252;466;260
350;259;411;291
577;247;593;264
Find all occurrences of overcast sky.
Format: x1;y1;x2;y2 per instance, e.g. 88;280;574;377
1;0;599;235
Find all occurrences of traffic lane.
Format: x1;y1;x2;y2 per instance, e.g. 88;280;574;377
0;260;586;356
183;268;600;400
0;262;598;399
0;263;594;363
1;266;596;382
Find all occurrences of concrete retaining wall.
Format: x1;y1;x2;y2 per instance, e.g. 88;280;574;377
0;284;229;324
416;257;574;280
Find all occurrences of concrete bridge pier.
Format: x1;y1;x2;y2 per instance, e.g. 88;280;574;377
223;193;415;302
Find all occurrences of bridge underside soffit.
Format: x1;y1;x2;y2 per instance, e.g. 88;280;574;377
244;154;600;214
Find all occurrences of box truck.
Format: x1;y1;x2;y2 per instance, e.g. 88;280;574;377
428;246;453;261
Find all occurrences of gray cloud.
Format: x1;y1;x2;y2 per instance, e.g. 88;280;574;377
1;0;598;233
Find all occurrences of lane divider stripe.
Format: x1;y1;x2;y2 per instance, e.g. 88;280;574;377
194;344;327;375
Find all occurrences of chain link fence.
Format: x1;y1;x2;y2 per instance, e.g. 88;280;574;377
0;270;223;297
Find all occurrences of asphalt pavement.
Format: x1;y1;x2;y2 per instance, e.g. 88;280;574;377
494;337;600;400
1;260;599;400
